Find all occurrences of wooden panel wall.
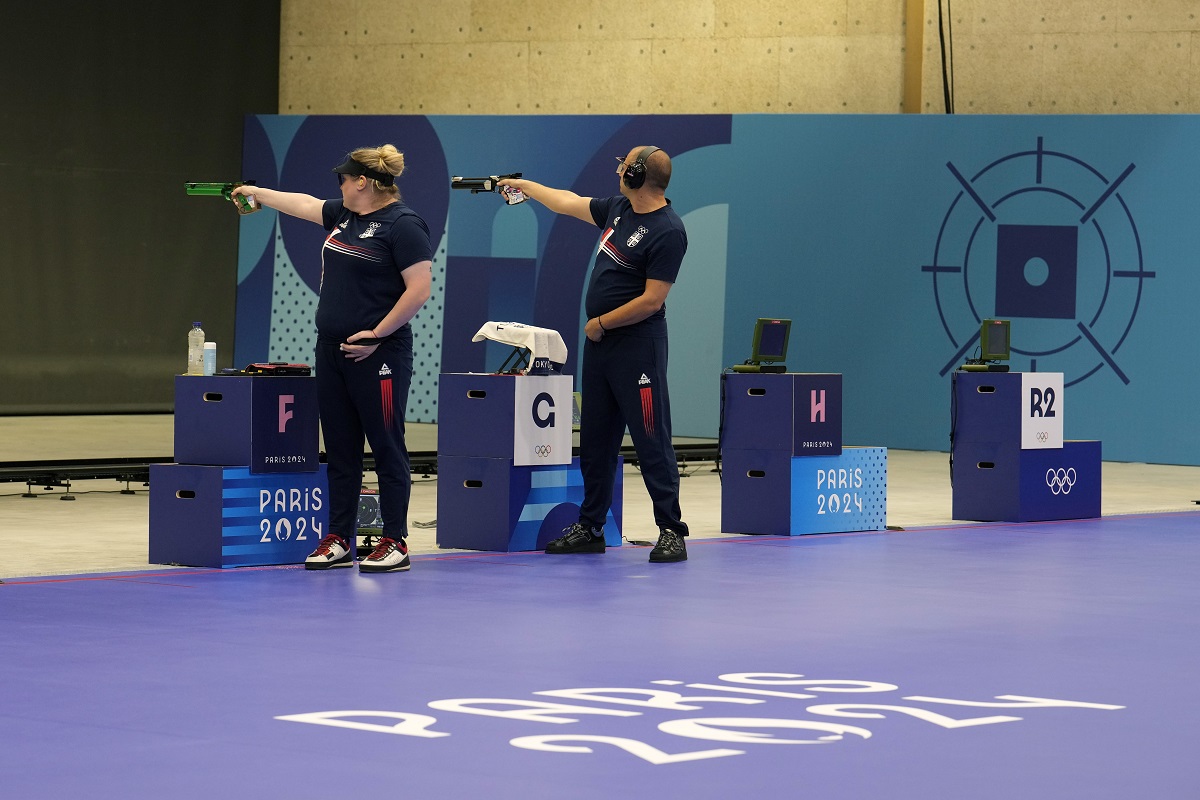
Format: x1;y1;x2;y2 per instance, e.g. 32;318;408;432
917;0;1200;113
279;0;905;114
279;1;1200;115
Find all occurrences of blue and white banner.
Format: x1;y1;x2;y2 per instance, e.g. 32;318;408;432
790;447;888;534
237;114;1200;464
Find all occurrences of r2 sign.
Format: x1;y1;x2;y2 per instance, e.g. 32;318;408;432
1021;372;1064;450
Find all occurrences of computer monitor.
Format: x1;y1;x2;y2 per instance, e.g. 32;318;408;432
980;318;1010;362
751;318;791;363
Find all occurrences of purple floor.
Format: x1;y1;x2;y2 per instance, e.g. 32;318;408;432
3;513;1199;798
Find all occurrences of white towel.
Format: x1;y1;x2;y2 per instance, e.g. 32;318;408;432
472;321;569;374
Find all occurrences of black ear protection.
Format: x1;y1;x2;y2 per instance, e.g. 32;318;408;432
622;146;660;190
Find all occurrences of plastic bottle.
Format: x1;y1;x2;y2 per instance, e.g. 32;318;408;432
187;322;205;375
202;342;216;376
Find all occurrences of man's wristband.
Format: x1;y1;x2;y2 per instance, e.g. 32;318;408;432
597;317;607;332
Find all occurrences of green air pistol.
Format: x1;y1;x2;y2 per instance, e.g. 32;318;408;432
184;181;261;215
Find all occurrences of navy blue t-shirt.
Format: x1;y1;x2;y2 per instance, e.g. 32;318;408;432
315;199;432;342
587;196;687;338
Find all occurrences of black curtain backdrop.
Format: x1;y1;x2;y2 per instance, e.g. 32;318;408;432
0;4;280;414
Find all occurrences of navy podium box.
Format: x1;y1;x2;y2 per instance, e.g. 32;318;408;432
437;372;621;551
439;373;530;460
952;440;1101;522
438;373;573;465
952;371;1100;522
722;447;888;536
149;464;330;568
722;373;843;455
952;370;1062;449
173;375;319;473
436;456;623;552
720;371;885;535
151;374;326;568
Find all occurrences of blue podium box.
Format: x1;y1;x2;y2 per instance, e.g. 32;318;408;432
438;373;573;465
952;372;1023;445
722;373;843;456
439;373;524;459
436;456;623;552
174;375;319;473
722;447;887;536
149;463;330;568
952;440;1101;522
952;371;1065;450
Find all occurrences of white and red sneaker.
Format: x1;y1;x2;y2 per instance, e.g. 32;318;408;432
304;533;353;570
359;537;410;573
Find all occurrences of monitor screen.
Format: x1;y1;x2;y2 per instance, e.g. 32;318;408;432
752;318;791;362
980;318;1010;361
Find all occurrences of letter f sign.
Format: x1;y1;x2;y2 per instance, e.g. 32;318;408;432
279;395;295;433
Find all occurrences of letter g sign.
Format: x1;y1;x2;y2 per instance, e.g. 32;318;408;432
532;392;555;428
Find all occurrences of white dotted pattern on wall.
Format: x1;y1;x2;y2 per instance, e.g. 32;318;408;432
857;448;888;530
408;220;448;423
270;218;319;366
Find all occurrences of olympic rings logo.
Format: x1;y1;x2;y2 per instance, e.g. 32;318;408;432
534;445;552;457
1046;467;1077;495
1036;431;1049;443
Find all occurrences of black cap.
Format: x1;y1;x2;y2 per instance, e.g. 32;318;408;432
332;154;395;186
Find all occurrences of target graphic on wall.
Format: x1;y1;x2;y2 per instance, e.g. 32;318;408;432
923;136;1155;387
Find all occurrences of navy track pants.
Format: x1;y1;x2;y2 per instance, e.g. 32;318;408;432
578;333;688;536
315;334;413;542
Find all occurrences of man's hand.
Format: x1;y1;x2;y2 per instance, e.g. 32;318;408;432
498;178;594;222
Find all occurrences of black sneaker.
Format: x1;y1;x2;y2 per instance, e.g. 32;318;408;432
545;522;606;554
304;533;354;570
359;537;410;573
649;528;687;563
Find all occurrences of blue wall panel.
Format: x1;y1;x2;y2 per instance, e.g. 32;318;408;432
237;114;1198;465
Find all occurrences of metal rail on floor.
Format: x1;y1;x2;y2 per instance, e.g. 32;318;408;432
0;443;722;497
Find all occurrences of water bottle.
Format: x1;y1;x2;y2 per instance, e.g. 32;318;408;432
187;322;205;375
203;342;216;376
